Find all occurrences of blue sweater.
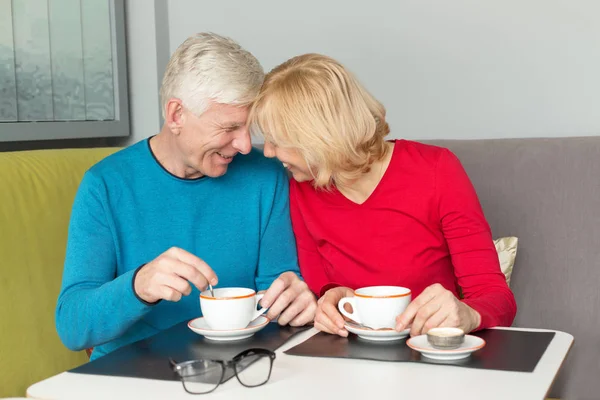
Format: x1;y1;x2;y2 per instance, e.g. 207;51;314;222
56;139;299;360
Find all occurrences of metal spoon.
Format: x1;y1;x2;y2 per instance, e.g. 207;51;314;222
208;283;215;297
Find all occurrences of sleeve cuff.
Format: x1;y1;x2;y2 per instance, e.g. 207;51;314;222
461;298;493;331
132;264;162;307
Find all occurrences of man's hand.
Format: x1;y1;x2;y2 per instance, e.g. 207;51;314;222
134;247;217;303
260;272;316;326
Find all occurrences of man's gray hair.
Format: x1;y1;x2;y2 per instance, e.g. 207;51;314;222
160;32;265;117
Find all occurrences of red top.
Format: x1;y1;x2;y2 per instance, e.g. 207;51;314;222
289;140;517;330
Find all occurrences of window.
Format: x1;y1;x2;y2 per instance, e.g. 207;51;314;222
0;0;129;142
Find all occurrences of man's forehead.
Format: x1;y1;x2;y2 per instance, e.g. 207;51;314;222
207;102;249;125
220;121;246;129
215;116;247;126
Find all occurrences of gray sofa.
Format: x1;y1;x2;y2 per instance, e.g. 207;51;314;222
428;137;599;400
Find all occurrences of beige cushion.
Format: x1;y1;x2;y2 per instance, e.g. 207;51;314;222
494;236;519;286
456;236;518;299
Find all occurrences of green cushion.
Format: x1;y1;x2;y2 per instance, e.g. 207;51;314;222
0;147;120;397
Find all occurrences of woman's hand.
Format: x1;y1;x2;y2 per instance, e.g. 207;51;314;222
314;286;355;337
260;272;317;326
395;283;481;336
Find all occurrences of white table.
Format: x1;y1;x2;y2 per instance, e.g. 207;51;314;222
27;327;572;400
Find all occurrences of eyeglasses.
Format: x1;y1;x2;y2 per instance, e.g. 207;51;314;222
169;348;276;394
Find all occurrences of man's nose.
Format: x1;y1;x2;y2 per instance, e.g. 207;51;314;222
233;128;252;155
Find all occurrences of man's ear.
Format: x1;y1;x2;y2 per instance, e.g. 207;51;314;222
165;99;184;135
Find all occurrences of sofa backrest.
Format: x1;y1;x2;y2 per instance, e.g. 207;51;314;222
0;147;120;397
427;137;599;400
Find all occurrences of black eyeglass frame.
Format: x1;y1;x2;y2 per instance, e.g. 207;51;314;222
169;348;277;395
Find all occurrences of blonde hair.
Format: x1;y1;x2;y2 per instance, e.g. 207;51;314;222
249;53;390;189
160;32;264;117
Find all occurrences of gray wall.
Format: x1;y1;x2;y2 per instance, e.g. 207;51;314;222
123;0;168;145
167;0;600;141
4;0;599;149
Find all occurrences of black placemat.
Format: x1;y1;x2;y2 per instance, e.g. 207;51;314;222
284;329;555;372
70;320;310;382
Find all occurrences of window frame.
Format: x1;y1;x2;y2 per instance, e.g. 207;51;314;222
0;0;129;143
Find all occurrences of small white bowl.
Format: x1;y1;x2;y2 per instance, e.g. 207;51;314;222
426;327;465;349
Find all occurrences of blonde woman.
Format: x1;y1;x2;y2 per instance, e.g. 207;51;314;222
249;54;516;338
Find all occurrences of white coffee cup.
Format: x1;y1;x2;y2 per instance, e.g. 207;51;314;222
338;286;412;330
200;287;267;330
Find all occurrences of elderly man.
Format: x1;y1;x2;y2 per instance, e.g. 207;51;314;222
56;32;316;360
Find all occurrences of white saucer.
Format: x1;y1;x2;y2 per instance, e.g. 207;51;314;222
406;334;486;360
344;322;411;342
187;316;270;341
